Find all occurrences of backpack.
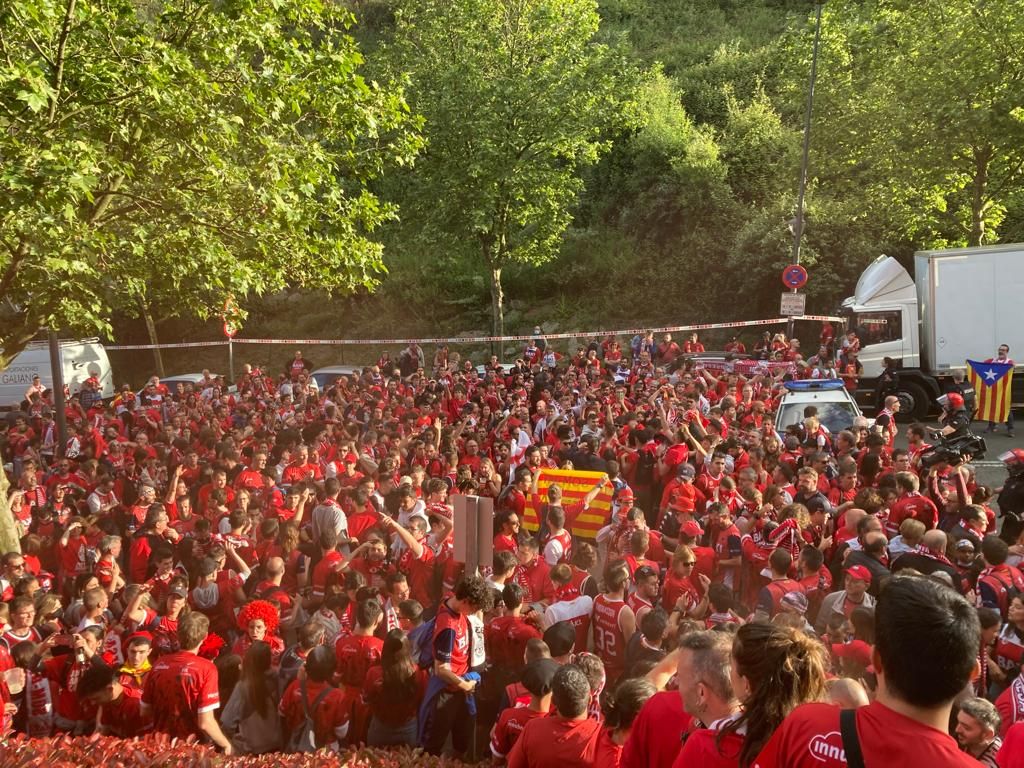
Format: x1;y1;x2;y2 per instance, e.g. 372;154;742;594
409;616;437;669
289;678;333;753
634;448;657;487
978;568;1023;618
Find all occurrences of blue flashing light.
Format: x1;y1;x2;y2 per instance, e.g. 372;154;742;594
783;379;846;392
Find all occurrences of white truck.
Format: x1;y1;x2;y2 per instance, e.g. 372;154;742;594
841;243;1024;419
0;338;115;410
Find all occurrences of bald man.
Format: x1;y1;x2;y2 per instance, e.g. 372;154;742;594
252;556;294;622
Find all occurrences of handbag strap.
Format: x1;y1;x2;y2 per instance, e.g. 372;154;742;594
840;708;866;768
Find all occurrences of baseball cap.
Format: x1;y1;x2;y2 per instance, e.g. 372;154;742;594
845;565;872;583
634;565;658;583
832;639;873;668
955;539;976;551
616;487;635;505
677;464;696;480
681;520;704;538
168;584;189;599
521;658;560;697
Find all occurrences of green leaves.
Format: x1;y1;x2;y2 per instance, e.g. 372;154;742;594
0;0;420;361
377;0;639;333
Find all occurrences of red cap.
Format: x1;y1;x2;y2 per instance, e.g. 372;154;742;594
343;452;359;464
845;565;872;583
832;640;873;668
126;631;154;646
617;487;634;504
507;417;522;428
681;520;704;538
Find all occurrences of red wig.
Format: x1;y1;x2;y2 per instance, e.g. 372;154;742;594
237;599;280;634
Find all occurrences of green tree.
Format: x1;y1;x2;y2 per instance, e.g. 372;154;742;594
809;0;1024;247
0;0;422;368
380;0;638;338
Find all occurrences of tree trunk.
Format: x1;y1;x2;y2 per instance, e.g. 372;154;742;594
489;265;504;343
969;144;992;247
141;301;165;378
0;463;22;555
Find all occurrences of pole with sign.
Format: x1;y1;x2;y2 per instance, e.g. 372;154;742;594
781;265;809;333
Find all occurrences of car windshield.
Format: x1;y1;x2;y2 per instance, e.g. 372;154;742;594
311;373;338;392
777;401;859;434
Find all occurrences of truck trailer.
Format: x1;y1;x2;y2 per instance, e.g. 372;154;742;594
841;243;1024;420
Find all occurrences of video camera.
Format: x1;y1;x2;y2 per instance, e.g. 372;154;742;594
919;432;987;469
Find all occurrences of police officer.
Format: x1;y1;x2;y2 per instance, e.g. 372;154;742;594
997;448;1024;544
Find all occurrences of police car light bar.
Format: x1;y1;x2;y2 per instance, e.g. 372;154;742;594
782;379;846;392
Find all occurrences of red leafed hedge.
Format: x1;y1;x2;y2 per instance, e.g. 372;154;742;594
0;734;473;768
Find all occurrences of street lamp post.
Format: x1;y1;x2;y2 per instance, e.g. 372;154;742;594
788;0;825;341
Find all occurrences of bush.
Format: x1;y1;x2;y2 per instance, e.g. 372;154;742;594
0;734;473;768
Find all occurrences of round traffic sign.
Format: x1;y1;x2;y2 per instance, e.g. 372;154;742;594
222;295;241;339
222;320;239;339
782;264;808;289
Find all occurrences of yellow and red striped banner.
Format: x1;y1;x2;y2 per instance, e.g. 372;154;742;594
967;359;1014;423
522;468;613;539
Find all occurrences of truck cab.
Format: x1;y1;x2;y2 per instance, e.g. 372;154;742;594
841;255;944;420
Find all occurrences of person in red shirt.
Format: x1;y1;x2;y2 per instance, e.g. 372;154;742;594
279;645;353;750
754;575;982;768
593;678;656;768
487;583;542;672
490;657;559;763
141;612;232;754
508;664;603;768
78;664;152;737
381;514;437;608
514;538;555;605
592;563;636;685
421;576;494;756
334;598;384;744
494;509;521;554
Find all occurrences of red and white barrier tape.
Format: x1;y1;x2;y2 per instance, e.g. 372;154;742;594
105;315;842;351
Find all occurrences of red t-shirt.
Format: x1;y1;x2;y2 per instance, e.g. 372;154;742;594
433;600;470;683
311;550;346;597
101;685;152;737
752;700;978;768
279;678;353;747
398;544;436;607
486;615;542;669
141;651;220;739
334;633;383;689
364;665;428;726
622;689;691;768
491;705;550;759
672;727;743;768
508;715;602;768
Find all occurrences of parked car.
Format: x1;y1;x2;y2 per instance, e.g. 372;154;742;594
774;379;870;435
310;365;365;392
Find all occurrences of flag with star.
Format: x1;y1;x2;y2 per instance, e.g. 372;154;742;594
966;359;1014;423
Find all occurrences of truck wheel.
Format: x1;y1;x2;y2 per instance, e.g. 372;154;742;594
894;382;929;422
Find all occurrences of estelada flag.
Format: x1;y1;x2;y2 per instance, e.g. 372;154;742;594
522;468;613;539
967;359;1014;423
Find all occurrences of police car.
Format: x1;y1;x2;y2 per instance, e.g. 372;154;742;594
774;379;870;436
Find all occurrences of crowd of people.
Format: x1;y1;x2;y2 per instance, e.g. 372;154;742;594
1;326;1023;767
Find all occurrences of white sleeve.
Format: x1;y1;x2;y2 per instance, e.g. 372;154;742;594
543;539;562;567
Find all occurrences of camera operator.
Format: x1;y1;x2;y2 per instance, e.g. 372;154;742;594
936;392;971;439
997;448;1024;545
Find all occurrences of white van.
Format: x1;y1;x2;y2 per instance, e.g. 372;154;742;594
0;338;115;409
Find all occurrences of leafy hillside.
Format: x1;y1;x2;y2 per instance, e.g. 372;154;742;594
107;0;1024;382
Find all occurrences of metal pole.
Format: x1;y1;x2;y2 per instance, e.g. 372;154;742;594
228;338;235;383
47;330;68;459
788;0;825;341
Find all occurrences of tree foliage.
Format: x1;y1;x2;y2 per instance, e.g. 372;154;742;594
0;0;421;365
378;0;640;337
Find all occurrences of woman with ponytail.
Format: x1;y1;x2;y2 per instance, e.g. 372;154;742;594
674;622;828;768
595;677;656;768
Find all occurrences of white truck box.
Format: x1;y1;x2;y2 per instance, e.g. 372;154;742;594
0;339;114;409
